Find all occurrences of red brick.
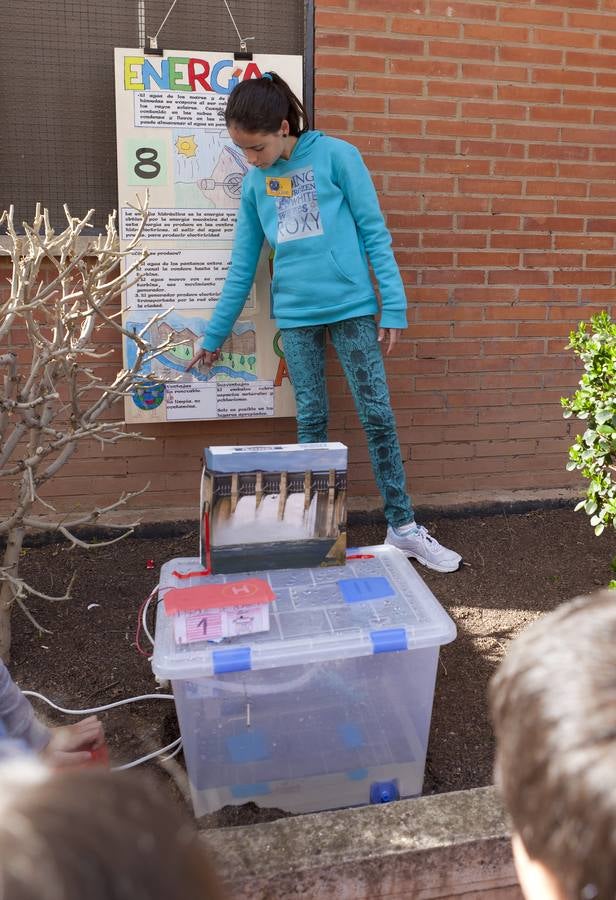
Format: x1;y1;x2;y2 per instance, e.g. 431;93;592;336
449;356;512;372
535;28;596;48
499;85;561;104
355;35;424;55
314;113;351;132
464;23;529;43
315;52;385;73
316;73;351;91
498;46;563;64
353;115;422;135
561;128;616;144
459;140;525;158
430;0;498;20
457;215;521;230
564;88;616;108
522;252;583;267
533;67;594;86
454;322;517;337
569;11;616;31
417;304;484;320
567;50;616;68
425;157;491;174
462;63;528;82
553;270;613;284
454;287;517;302
458;251;520;266
318;32;351;49
518;288;578;302
390;136;457;154
527;144;590;161
417;340;482;357
316;9;386;30
364;154;421;173
593;110;616;126
447;390;512;407
491;233;552;249
526;180;587;197
321;94;386;113
428;81;494;99
496;123;560;141
530;106;592;124
461;101;527;120
389;213;453;229
499;7;564;26
555;235;614;249
391;17;460;38
485;305;547;320
426;120;492;138
392;175;456;193
389;97;459;117
422;232;488;248
390;58;458;78
495;161;558;178
488;269;550;284
424;196;490;212
354;76;423;95
459;177;522;195
429;40;496;60
523;216;583;232
493;198;556;214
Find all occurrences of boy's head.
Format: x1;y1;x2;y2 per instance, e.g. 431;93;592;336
489;589;616;900
0;761;226;900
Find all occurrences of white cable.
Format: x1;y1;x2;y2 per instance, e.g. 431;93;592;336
161;739;184;762
141;586;157;648
22;691;174;716
112;737;182;771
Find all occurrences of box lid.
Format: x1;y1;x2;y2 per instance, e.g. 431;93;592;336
151;546;456;680
203;442;347;474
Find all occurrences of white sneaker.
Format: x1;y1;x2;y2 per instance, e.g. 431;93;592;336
384;524;462;573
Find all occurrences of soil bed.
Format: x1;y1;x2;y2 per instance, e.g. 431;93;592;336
10;505;615;826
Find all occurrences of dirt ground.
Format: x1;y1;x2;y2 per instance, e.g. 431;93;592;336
9;504;615;826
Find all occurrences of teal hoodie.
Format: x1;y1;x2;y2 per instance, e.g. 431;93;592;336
202;130;408;351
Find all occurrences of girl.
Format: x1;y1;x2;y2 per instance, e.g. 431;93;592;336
190;72;460;573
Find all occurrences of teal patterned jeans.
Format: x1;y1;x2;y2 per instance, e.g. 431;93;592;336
280;315;414;528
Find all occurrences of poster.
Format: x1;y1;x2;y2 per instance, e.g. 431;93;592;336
114;49;302;422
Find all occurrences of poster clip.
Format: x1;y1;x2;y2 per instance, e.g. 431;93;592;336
224;0;254;59
144;35;163;56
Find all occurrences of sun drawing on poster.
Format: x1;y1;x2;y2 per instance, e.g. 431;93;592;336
175;135;198;157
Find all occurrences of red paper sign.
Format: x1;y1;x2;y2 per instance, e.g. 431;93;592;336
163;578;275;615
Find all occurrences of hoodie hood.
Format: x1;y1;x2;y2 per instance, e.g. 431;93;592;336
268;130;323;170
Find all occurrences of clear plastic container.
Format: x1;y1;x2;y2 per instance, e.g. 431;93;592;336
152;546;456;816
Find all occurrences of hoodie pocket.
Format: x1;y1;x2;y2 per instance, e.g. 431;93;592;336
328;250;358;286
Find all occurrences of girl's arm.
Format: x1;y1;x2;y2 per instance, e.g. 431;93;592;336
0;660;50;752
334;144;408;331
201;182;265;353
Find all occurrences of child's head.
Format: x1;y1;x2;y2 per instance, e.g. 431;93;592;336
225;72;308;169
489;589;616;900
0;760;226;900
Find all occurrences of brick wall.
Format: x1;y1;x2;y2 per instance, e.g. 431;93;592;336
314;0;616;502
3;0;615;521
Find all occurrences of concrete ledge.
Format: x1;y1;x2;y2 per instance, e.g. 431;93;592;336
206;786;522;899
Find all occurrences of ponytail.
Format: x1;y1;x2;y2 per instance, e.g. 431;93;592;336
225;72;309;136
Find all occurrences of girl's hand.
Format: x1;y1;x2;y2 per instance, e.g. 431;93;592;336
186;348;221;370
377;328;400;355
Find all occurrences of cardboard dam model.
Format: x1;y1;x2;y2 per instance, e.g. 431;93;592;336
201;443;348;574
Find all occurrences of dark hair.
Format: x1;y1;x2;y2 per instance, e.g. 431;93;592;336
0;762;227;900
225;71;309;136
489;589;616;900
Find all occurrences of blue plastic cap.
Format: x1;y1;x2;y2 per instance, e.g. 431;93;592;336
370;780;400;804
213;646;252;674
370;628;408;654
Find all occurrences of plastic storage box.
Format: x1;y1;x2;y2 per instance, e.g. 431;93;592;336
152;546;456;817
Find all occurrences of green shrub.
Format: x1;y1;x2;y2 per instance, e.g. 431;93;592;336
562;311;616;585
